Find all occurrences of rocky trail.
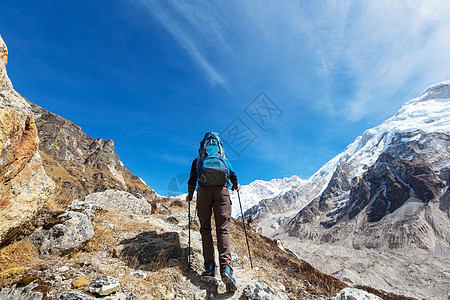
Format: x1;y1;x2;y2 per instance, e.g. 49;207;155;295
0;190;358;299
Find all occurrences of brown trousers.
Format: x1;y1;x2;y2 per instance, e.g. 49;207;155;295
196;185;232;271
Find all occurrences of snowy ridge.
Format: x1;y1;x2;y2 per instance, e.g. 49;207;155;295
232;175;304;217
244;81;450;231
308;80;450;194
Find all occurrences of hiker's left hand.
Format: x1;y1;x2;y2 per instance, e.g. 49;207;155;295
186;195;191;202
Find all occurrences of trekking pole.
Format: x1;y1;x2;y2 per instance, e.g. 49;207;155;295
188;197;191;269
237;190;253;269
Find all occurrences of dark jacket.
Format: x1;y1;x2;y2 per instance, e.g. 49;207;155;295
188;157;238;200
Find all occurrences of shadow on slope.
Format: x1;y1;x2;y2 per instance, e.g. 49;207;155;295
113;231;188;271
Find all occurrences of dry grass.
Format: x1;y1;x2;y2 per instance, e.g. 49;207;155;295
116;265;184;299
169;199;184;208
81;210;157;254
0;241;39;287
230;218;346;297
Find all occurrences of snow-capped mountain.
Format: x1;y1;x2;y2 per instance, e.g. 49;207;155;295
169;175;304;218
248;81;450;250
231;175;304;218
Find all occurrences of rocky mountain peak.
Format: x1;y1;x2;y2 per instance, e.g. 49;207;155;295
0;35;13;90
0;35;7;65
278;83;450;253
0;35;55;246
243;81;449;260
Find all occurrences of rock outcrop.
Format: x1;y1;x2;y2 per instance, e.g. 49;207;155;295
113;231;188;265
331;288;382;300
0;35;55;245
0;34;156;248
25;99;157;205
81;190;152;215
27;211;94;257
243;281;276;300
0;279;44;300
88;276;120;296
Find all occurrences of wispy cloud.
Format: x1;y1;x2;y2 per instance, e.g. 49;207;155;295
138;0;227;87
302;0;450;120
135;0;450;121
158;153;192;166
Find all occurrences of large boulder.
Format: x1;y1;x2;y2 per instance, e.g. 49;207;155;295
0;281;43;300
27;211;94;257
0;35;55;245
243;281;276;300
81;190;152;215
332;288;382;300
88;276;120;296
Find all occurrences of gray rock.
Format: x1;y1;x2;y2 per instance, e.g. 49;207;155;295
201;276;220;293
67;200;100;217
89;276;120;296
113;231;187;265
58;291;95;300
0;282;43;300
243;281;275;300
332;288;382;300
58;266;70;272
102;292;133;300
275;239;284;251
231;257;243;268
58;291;132;300
164;215;179;224
130;270;147;279
155;202;168;213
27;211;94;257
83;190;152;215
194;289;207;300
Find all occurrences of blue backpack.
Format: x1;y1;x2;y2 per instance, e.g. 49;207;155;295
197;132;232;186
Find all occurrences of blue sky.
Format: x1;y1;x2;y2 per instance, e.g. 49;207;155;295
1;1;450;196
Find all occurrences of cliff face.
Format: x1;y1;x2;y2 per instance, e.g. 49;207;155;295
0;35;55;245
26;101;157;205
0;33;157;245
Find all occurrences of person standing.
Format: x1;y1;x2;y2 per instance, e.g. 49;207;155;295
186;132;240;292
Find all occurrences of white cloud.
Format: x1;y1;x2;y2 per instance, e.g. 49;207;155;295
138;0;227;87
306;0;450;120
135;0;450;121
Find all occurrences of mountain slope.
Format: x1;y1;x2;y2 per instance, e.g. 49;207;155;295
232;175;304;218
284;81;450;251
247;81;449;251
25;101;157;206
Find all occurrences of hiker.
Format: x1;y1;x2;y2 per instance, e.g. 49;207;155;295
186;132;240;292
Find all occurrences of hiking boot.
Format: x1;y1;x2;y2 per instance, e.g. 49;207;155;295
221;266;237;292
201;264;216;277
